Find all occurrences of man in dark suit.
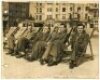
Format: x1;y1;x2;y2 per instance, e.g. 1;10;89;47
69;23;89;69
25;27;51;61
41;25;68;66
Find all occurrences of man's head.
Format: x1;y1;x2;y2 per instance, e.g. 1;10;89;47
43;27;50;33
77;24;85;34
59;25;66;33
53;26;59;32
27;26;33;32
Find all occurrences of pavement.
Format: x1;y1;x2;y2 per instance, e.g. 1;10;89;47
1;28;99;79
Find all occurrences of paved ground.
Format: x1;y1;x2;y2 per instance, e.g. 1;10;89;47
1;28;99;79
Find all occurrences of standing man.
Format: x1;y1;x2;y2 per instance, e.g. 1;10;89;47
69;23;89;69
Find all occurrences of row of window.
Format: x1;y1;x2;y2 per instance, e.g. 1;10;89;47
35;13;89;21
36;7;71;13
36;6;88;13
36;6;99;13
47;7;82;12
36;3;60;5
36;15;42;20
36;8;42;13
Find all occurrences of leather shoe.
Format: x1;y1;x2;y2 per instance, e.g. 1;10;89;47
47;61;57;66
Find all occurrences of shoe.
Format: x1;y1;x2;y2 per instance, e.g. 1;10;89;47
16;52;26;58
6;51;13;55
25;54;35;62
74;63;78;67
69;62;74;69
11;53;18;56
27;57;35;62
23;54;28;59
11;53;15;56
47;61;57;66
6;52;11;55
11;51;19;56
40;59;45;65
16;54;24;58
69;60;75;69
44;59;49;63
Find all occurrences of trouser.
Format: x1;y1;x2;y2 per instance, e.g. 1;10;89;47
15;38;30;53
42;42;53;60
8;48;14;53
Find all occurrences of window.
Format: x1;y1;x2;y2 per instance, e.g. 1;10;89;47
23;8;26;12
62;15;66;20
77;14;80;20
56;14;59;19
62;7;66;12
9;12;12;16
86;6;89;11
94;4;97;7
69;13;72;20
39;15;42;20
36;15;42;20
36;3;39;6
47;8;52;12
94;13;97;17
36;8;42;13
56;8;58;12
73;13;78;19
36;3;41;6
36;15;38;20
47;15;52;19
56;3;59;5
85;13;88;19
40;3;42;6
36;8;38;13
40;8;42;13
70;7;73;11
77;7;81;11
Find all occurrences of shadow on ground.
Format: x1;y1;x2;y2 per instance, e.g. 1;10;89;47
61;51;94;66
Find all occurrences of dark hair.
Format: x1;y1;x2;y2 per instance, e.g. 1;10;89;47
47;27;51;31
77;23;85;29
64;24;67;28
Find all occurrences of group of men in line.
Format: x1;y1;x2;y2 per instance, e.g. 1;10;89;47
6;23;90;69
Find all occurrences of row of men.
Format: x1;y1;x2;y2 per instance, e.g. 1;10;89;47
6;23;90;69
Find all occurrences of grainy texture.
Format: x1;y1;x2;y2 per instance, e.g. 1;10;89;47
2;28;99;79
2;1;99;79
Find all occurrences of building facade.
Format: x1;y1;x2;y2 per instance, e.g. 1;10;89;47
2;2;99;27
8;2;29;26
29;2;99;27
2;2;9;29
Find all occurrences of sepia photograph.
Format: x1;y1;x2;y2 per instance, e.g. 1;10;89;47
1;0;99;79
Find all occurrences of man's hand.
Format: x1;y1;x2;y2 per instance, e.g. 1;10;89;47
47;42;51;45
15;39;18;44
